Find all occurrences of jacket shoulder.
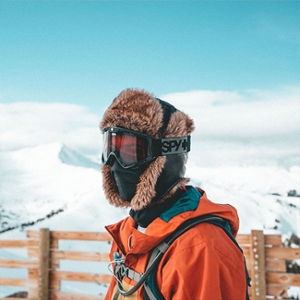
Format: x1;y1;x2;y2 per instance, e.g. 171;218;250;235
155;222;246;299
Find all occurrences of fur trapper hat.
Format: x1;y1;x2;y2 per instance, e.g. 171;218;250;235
100;88;195;210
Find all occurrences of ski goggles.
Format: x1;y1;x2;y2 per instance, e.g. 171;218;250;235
102;127;191;168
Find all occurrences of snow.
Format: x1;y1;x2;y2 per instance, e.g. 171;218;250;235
0;142;299;297
186;164;300;234
0;143;127;233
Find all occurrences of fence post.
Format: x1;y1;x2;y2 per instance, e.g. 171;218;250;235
38;228;50;300
250;230;266;300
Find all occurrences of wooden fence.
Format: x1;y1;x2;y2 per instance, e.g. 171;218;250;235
0;229;299;300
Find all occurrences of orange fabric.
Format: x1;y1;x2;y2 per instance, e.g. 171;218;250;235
105;187;247;300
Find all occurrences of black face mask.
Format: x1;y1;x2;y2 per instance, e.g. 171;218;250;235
110;158;149;202
129;188;185;227
153;153;187;202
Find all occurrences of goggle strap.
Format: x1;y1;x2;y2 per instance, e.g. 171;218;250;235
153;136;191;156
156;99;177;137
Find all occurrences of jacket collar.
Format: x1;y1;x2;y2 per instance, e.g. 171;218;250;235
105;186;240;255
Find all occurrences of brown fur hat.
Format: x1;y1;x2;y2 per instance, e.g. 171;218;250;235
100;88;195;210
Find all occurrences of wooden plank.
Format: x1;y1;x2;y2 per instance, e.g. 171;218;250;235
0;277;36;288
266;258;286;272
0;240;38;248
266;247;300;260
50;291;105;300
38;228;50;300
242;247;250;258
247;288;252;297
28;269;39;299
27;231;281;245
28;247;39;258
236;234;250;245
0;277;29;287
50;239;59;249
49;279;61;291
50;231;111;242
28;288;39;299
0;298;35;300
50;250;110;262
250;230;266;300
50;270;112;284
0;259;38;269
264;234;283;246
266;272;300;286
49;259;60;269
28;268;38;278
0;298;36;300
27;230;39;239
267;284;289;297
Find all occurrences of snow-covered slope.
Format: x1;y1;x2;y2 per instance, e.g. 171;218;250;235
0;142;299;235
188;164;300;234
0;143;128;233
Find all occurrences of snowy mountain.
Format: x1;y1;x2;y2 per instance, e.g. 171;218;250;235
0;143;127;234
0;142;299;236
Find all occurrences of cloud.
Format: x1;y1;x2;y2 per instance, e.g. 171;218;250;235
161;86;300;140
0;102;102;155
161;86;300;167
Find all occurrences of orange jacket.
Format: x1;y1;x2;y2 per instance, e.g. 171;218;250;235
105;186;247;300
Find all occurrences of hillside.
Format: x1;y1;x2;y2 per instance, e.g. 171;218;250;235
0;143;299;236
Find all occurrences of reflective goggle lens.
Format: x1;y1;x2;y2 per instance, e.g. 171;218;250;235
102;128;150;167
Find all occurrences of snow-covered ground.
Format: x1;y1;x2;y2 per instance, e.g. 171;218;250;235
0;142;299;297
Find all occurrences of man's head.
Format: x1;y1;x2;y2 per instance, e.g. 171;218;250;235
100;88;194;211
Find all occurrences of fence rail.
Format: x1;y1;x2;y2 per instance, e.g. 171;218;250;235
0;229;299;300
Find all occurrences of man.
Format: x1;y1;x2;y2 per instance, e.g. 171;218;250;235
100;88;248;300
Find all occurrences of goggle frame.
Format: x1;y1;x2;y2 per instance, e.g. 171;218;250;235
102;127;191;169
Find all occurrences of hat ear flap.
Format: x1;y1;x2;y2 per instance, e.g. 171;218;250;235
130;156;166;211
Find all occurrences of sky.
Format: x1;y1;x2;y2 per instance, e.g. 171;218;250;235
0;0;299;168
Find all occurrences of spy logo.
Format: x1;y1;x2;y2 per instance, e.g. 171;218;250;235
161;136;190;154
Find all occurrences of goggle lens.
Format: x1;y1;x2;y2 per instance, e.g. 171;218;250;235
102;129;149;167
